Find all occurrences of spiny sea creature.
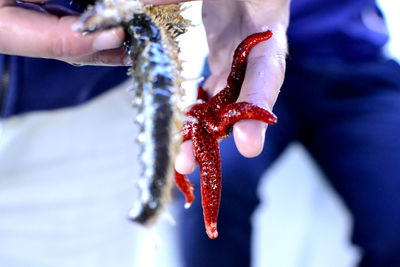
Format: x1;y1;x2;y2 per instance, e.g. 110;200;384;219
74;0;189;225
175;30;277;239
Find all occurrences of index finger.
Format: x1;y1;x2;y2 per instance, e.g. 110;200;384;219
233;28;287;157
0;4;123;59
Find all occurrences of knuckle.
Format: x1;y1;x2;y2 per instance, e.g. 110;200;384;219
51;34;74;59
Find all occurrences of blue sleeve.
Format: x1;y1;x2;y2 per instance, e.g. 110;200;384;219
0;55;128;118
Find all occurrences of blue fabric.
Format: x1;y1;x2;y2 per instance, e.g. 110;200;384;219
179;58;400;267
0;55;128;118
289;0;388;60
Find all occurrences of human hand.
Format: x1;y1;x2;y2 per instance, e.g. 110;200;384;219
175;0;290;174
0;0;192;65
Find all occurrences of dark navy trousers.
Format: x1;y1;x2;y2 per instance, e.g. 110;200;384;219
178;57;400;267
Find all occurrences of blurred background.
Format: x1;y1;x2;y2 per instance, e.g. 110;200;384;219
0;1;399;267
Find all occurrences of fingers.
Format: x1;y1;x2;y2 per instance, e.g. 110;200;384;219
0;6;125;64
233;29;287;157
67;47;129;66
238;32;286;109
175;140;197;175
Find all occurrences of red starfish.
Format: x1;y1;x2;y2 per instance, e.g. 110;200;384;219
175;30;277;239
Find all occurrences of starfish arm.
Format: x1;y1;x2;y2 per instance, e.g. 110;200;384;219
175;170;195;208
207;31;273;110
175;31;275;240
227;30;273;90
192;126;222;239
214;102;278;136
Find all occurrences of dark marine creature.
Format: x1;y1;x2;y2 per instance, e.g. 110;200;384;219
74;0;189;225
175;31;277;239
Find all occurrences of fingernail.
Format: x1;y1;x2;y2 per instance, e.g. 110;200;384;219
93;30;123;51
175;150;197;175
123;56;132;66
233;120;267;158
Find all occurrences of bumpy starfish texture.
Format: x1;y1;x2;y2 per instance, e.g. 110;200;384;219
175;30;277;239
